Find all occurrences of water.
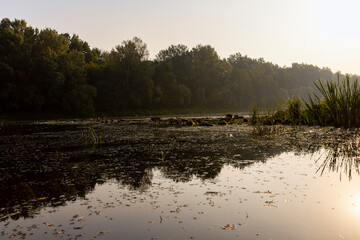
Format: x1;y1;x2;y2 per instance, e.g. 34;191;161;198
1;120;360;239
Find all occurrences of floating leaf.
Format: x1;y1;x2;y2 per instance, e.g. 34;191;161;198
43;222;53;227
205;191;218;195
99;229;111;235
9;232;21;238
264;201;277;207
221;224;235;230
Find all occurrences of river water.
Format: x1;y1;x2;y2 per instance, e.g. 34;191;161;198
1;120;360;239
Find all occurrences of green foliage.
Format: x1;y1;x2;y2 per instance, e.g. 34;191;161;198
250;105;259;125
1;18;358;117
251;125;284;137
305;75;360;128
251;75;360;128
0;18;98;115
303;98;329;126
286;96;302;123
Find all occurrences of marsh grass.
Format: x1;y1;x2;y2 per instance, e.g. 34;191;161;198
251;125;285;137
308;75;360;128
81;126;102;153
250;105;259;125
45;120;57;124
251;74;360;128
286;96;302;122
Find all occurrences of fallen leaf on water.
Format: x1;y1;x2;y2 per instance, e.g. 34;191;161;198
38;197;47;200
43;222;53;227
9;232;21;238
170;206;180;213
73;227;83;230
221;224;235;230
209;200;215;206
205;191;218;195
99;229;111;235
264;201;277;207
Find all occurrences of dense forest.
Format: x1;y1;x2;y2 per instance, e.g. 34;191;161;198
0;18;356;116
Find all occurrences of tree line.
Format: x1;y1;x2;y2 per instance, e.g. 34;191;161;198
0;18;355;116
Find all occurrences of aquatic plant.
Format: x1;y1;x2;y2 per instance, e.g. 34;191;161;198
303;98;329;126
286;96;302;123
45;120;57;124
88;127;98;144
310;75;360;128
251;125;284;137
251;74;360;128
81;126;102;150
250;105;259;125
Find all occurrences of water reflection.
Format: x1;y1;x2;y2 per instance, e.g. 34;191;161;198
1;122;360;223
317;136;360;180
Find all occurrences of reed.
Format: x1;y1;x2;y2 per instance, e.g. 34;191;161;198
306;74;360;128
250;105;259;125
285;96;303;124
249;74;360;128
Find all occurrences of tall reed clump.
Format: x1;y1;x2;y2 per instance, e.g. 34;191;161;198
286;96;303;123
250;105;259;125
248;75;360;128
248;97;304;125
305;74;360;128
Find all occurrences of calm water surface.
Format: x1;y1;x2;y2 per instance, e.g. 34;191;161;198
1;120;360;239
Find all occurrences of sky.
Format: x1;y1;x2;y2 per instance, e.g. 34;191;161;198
2;0;360;74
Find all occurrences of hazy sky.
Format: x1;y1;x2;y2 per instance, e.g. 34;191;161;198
2;0;360;74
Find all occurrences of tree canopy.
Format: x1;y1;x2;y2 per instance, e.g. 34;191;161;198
0;18;353;116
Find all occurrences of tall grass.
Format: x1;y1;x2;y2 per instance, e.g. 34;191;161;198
249;74;360;128
306;74;360;128
286;96;302;123
250;105;259;125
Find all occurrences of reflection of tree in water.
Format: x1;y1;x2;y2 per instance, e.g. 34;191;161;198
113;158;154;191
1;123;360;221
0;123;282;220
